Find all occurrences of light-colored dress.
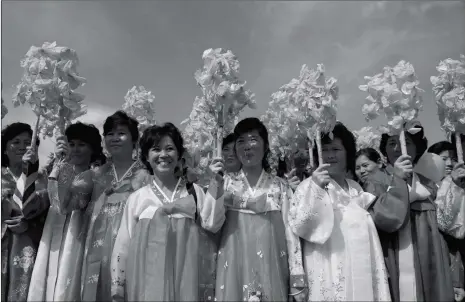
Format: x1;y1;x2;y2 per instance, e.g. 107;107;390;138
289;177;391;301
27;160;149;302
111;177;224;301
215;170;306;302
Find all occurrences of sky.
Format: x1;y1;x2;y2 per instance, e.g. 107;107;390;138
1;0;465;164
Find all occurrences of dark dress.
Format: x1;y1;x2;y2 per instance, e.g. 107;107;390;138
1;162;49;302
363;170;455;302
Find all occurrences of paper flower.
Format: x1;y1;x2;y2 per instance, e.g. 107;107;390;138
430;55;465;135
12;41;87;138
359;60;424;136
123;86;157;134
294;64;338;138
194;48;256;134
261;78;306;169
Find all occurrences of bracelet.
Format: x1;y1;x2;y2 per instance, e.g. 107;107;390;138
288;288;307;296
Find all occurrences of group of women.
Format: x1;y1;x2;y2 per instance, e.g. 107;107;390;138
1;109;464;302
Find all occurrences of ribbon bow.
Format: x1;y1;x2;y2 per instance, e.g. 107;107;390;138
404;120;423;136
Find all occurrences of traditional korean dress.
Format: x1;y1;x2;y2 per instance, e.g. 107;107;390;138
215;170;306;302
363;170;455;301
289;177;391;301
111;177;224;301
1;161;50;302
28;162;94;301
435;175;465;292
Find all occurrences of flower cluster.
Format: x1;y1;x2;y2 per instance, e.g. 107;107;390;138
261;77;305;169
294;64;339;137
352;126;384;163
182;48;255;177
12;41;87;138
359;60;424;136
430;55;465;135
194;48;256;133
123;86;157;134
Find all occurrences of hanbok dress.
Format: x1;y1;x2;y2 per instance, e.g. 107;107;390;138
111;177;224;301
289;177;391;301
215;170;306;302
363;169;455;301
435;175;465;292
27;162;94;301
1;161;50;302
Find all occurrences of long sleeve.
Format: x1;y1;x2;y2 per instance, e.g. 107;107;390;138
365;174;410;233
196;178;226;233
288;178;334;245
111;193;138;302
435;176;465;239
48;163;93;215
281;181;306;289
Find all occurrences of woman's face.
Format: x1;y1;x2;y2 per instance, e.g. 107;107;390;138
68;139;93;167
385;135;417;165
355;154;382;182
222;142;241;172
146;135;179;177
438;150;455;176
104;125;134;158
235;130;265;169
322;137;347;176
5;132;32;166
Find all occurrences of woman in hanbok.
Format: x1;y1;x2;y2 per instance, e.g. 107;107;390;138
428;141;456;178
1;123;49;302
111;123;225;301
435;141;465;301
364;121;455;301
222;133;241;173
289;122;391;301
354;148;385;185
215;117;307;302
44;111;150;301
27;122;105;301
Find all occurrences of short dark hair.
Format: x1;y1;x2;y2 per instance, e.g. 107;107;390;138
355;148;382;164
312;121;357;176
65;122;105;164
428;141;455;155
1;122;40;167
222;133;237;149
234;117;271;172
379;124;428;165
140;123;185;174
103;111;139;145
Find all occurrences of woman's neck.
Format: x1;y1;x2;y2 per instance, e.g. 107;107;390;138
154;172;178;190
74;163;90;174
8;162;22;178
331;173;348;190
242;164;263;187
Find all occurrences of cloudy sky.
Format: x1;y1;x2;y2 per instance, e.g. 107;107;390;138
2;1;465;164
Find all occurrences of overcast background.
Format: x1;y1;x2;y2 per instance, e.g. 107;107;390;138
2;1;465;164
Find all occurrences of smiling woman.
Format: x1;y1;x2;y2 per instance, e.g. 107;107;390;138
111;123;225;301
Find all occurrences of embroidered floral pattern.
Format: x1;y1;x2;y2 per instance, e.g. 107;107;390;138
13;246;36;273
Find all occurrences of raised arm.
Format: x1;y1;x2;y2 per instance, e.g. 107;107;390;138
281;181;307;291
364;174;410;233
435;175;465;239
196;177;226;233
288;177;334;245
